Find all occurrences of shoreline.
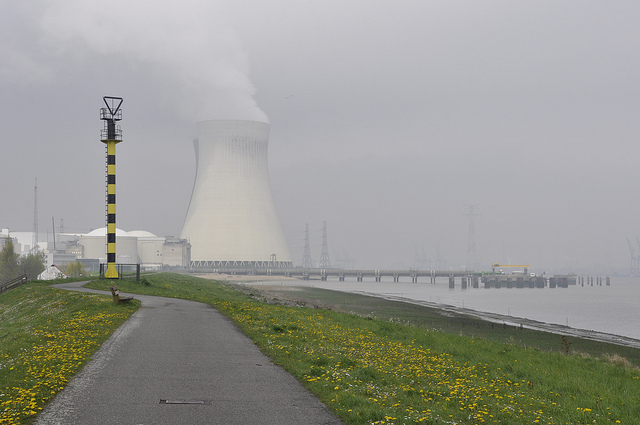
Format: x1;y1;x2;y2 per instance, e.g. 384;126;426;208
233;279;640;351
363;291;640;350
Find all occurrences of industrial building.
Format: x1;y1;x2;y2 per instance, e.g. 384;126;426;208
1;227;190;271
77;228;190;270
4;119;290;272
79;227;139;264
181;120;292;268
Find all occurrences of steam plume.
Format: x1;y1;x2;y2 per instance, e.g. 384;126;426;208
8;0;268;122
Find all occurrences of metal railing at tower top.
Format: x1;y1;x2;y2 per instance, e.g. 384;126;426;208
100;96;123;141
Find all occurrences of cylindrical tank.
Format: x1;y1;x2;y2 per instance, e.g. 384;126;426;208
180;120;292;267
79;228;138;263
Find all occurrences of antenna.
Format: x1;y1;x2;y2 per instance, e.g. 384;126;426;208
100;96;123;279
52;217;56;251
32;178;38;253
318;221;331;269
302;223;313;268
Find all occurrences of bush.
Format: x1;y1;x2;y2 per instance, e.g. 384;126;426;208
65;262;87;278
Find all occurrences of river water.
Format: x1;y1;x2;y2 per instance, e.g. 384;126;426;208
242;276;640;341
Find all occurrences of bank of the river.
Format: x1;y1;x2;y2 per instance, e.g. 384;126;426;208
235;283;640;367
86;273;640;424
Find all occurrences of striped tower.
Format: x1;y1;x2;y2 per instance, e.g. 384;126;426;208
100;97;123;279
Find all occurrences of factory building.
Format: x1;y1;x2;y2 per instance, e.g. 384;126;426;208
77;228;190;270
181;120;292;268
0;227;190;270
79;227;139;264
163;236;192;267
2;229;28;254
130;230;165;269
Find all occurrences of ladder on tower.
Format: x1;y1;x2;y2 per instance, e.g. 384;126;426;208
105;144;109;256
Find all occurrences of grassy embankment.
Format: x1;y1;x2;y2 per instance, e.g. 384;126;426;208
258;285;640;367
0;280;139;425
83;273;640;424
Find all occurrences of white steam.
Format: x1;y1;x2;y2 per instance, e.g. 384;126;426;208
8;0;268;122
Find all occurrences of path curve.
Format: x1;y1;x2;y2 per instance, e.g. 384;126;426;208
36;281;343;425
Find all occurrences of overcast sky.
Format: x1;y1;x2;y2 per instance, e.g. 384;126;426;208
1;1;639;274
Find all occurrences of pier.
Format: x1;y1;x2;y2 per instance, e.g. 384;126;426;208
198;268;470;283
192;267;610;289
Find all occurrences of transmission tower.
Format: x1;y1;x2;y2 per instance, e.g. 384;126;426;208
302;223;313;268
319;221;331;268
32;178;38;253
414;246;431;270
332;248;354;269
464;205;480;271
435;246;447;270
627;238;640;276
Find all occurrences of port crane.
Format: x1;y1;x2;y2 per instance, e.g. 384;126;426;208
491;263;531;274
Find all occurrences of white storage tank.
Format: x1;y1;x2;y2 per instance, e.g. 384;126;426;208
79;227;139;263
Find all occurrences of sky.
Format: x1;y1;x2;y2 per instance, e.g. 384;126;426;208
1;0;639;274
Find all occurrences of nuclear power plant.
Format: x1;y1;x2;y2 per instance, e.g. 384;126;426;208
181;120;292;268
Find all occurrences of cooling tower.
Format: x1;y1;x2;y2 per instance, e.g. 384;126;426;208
180;120;292;268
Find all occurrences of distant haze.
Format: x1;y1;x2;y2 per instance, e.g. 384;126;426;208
1;1;639;275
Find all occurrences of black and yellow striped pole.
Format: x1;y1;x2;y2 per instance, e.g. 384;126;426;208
100;97;123;279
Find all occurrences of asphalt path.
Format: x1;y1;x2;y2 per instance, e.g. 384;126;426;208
36;281;343;425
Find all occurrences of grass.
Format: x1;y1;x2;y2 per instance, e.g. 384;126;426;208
255;285;640;367
0;279;139;425
83;273;640;424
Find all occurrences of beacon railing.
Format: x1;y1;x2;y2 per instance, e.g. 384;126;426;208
99;263;141;282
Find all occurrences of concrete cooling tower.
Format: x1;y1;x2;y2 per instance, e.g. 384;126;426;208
180;120;292;268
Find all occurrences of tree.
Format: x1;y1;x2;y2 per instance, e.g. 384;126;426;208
19;251;46;280
0;238;20;283
65;262;87;278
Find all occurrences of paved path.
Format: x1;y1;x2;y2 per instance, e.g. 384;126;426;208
36;281;343;425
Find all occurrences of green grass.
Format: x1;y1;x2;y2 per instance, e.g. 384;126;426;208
85;273;640;424
0;279;139;424
256;285;640;367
